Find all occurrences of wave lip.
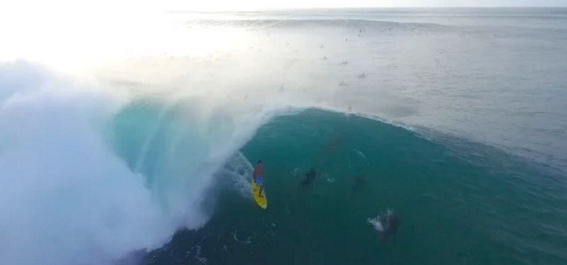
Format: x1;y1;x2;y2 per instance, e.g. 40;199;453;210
0;62;279;265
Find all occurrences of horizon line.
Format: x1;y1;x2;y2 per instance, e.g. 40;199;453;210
166;6;567;13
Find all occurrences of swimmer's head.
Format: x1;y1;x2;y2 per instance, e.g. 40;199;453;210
389;215;401;229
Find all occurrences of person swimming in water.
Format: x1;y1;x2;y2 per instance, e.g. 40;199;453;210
352;175;366;192
300;167;317;188
368;210;400;242
253;160;265;197
378;214;400;242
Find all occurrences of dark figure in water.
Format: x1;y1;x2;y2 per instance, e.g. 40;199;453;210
352;175;366;192
301;168;317;188
379;214;401;242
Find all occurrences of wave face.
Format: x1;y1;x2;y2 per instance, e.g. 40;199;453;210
2;7;567;265
0;62;272;265
146;109;567;265
0;62;164;265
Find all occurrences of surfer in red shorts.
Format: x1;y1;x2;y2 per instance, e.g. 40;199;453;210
253;160;265;197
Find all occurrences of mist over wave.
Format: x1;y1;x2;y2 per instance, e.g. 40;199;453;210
0;61;277;265
2;7;567;265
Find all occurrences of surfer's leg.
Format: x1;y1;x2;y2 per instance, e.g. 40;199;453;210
255;177;264;197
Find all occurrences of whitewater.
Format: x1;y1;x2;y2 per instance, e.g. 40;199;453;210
0;60;285;265
1;7;567;265
0;9;304;265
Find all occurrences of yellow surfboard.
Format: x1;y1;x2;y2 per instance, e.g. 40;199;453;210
252;181;267;209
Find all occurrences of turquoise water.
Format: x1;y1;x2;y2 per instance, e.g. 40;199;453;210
136;9;567;265
2;7;567;265
143;109;567;265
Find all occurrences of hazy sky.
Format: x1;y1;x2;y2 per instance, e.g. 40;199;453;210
158;0;567;11
1;0;566;70
4;0;567;13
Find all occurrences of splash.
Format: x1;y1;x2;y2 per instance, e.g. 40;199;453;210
367;215;385;232
186;235;209;264
0;62;170;265
367;209;394;232
215;152;254;199
0;61;275;265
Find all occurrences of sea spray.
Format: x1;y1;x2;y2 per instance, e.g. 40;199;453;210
0;62;277;265
0;65;173;265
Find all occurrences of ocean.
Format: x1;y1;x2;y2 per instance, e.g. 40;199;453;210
1;7;567;265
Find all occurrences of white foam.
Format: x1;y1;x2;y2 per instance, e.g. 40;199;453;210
0;17;421;265
0;64;176;265
352;148;367;159
216;152;254;199
367;216;384;232
367;209;394;232
0;62;276;265
186;235;209;264
231;229;255;244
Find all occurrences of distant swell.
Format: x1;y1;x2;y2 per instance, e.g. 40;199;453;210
183;18;450;31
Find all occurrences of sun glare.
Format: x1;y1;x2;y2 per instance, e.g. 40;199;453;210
0;0;258;72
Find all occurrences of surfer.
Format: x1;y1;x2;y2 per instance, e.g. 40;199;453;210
368;210;401;242
379;214;401;242
300;167;317;188
253;160;265;197
352;175;366;192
